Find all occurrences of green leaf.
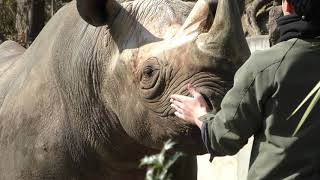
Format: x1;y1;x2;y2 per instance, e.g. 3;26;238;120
287;81;320;120
293;86;320;136
163;140;175;151
163;152;184;171
140;139;183;180
140;155;160;166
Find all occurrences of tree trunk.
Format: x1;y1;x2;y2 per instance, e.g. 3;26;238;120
15;0;30;45
15;0;46;46
28;0;45;42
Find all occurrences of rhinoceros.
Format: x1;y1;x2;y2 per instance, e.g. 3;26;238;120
0;0;250;179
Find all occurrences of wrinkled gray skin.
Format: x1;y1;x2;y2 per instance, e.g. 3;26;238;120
0;0;250;179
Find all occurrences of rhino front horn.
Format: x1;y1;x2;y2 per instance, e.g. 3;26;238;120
76;0;121;26
196;0;250;67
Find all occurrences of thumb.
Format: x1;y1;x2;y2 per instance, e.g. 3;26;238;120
187;84;201;98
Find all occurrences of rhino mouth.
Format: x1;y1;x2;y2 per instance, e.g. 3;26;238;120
172;125;208;155
198;88;221;114
201;92;214;112
191;77;231;113
166;74;232;154
166;71;231;116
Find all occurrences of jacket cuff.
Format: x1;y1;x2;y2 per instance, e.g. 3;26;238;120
200;122;215;162
198;113;214;123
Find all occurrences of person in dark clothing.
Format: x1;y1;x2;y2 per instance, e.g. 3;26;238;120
170;0;320;179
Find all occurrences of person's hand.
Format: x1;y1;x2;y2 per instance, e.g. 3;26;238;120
170;84;209;128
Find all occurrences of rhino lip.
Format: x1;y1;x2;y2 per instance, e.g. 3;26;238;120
197;88;221;114
167;96;214;117
200;92;215;113
167;86;220;116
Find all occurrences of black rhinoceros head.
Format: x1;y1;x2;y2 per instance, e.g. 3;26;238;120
75;0;250;154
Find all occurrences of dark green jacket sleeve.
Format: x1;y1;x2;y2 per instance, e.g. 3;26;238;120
200;52;281;158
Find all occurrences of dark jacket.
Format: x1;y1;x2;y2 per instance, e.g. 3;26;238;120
200;37;320;179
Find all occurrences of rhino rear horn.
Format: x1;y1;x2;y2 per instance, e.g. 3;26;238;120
76;0;120;26
176;0;217;37
197;0;250;67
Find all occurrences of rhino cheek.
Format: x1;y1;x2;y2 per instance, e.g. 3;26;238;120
115;98;168;150
104;67;156;147
113;79;200;151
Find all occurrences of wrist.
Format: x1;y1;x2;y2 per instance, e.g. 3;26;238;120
194;117;203;129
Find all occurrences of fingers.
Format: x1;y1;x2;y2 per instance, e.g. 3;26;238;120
170;102;181;111
170;84;208;124
170;94;193;102
172;104;195;124
171;84;200;101
187;84;197;97
171;103;188;121
170;99;185;110
174;111;185;120
187;84;202;99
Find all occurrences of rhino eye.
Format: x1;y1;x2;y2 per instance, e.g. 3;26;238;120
139;58;163;98
143;65;154;77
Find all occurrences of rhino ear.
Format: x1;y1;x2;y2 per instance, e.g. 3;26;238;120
76;0;121;26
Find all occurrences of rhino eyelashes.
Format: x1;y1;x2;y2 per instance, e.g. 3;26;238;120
140;66;160;86
139;68;165;100
140;72;162;93
139;57;161;89
143;65;156;77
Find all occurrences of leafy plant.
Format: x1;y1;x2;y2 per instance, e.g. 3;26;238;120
140;140;184;180
287;81;320;136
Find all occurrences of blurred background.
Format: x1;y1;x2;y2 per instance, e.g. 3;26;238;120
0;0;282;47
0;0;72;46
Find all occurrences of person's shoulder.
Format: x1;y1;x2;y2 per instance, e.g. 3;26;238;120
246;39;298;73
288;38;320;54
278;38;320;71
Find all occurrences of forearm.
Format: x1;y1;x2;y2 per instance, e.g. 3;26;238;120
199;111;251;156
197;60;266;157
